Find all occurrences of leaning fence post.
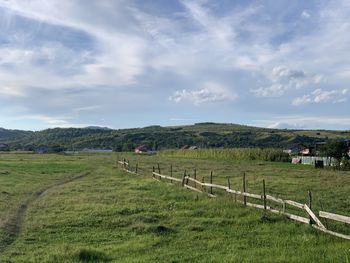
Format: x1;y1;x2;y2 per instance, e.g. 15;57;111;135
308;190;313;224
186;174;190;185
243;172;247;206
263;179;267;210
210;171;213;195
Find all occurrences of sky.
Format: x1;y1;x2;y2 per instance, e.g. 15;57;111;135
0;0;350;131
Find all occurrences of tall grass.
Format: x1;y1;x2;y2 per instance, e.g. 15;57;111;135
159;148;291;162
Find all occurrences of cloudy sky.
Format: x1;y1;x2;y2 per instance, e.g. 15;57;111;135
0;0;350;131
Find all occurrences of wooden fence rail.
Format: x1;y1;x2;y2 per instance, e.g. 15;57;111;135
117;159;350;241
319;211;350;225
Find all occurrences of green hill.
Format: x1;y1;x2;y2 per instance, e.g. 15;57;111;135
0;123;349;151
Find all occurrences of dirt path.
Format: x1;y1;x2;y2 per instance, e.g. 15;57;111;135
0;172;90;253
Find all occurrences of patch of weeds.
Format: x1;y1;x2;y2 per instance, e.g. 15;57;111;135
149;225;174;236
189;226;204;232
76;248;110;262
260;214;279;224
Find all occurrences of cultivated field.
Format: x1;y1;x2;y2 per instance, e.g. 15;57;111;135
0;153;349;262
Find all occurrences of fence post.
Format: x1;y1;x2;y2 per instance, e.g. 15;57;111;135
182;170;187;187
210;171;213;195
202;177;205;192
157;163;161;174
194;169;197;188
170;165;173;184
227;177;232;200
243;172;247;206
152;166;155;178
135;163;138;174
263;179;267;210
308;190;313;224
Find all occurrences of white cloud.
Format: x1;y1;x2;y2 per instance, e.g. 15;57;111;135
267;122;305;129
0;86;24;97
250;84;285;97
254;115;350;130
301;10;311;19
252;66;324;97
169;82;236;105
292;88;348;106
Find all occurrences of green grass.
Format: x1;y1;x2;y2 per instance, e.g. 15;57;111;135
0;153;349;262
159;148;291;162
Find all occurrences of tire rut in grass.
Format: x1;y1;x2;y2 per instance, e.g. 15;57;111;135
0;172;90;253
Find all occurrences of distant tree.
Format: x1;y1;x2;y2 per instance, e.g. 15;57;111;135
321;140;349;168
49;145;66;153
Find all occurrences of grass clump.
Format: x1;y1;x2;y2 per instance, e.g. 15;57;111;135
77;248;110;262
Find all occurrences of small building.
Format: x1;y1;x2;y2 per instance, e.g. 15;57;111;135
135;145;149;154
181;145;198;150
284;144;303;155
300;146;315;156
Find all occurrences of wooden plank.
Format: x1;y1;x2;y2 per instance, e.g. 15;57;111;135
207;193;216;198
312;225;350;241
184;184;203;194
226;189;262;200
243;192;262;200
284;200;304;209
247;202;270;210
269;209;310;224
319;211;350;225
304;204;326;229
187;177;204;186
266;195;285;204
152;172;182;182
202;183;228;191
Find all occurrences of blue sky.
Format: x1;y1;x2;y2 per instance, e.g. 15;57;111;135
0;0;350;131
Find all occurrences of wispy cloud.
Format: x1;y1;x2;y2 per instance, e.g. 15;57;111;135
251;66;323;97
169;82;236;105
292;88;348;106
1;1;350;130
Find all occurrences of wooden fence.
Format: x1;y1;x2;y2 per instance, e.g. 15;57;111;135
117;159;350;241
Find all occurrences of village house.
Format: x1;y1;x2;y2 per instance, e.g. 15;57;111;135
134;145;149;154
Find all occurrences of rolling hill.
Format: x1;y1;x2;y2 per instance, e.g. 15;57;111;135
0;123;349;151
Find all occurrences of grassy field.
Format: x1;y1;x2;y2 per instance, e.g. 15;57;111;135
0;153;349;262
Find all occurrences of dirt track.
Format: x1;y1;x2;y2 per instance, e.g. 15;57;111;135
0;172;90;253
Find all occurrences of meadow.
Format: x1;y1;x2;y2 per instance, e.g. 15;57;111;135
0;152;349;262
